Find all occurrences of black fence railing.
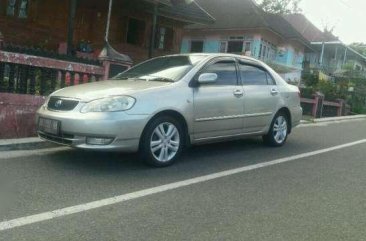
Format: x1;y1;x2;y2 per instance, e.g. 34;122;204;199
0;63;100;96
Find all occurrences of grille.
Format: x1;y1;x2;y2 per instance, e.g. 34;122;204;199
38;132;74;145
48;97;79;111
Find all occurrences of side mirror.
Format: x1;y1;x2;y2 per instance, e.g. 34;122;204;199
198;73;218;84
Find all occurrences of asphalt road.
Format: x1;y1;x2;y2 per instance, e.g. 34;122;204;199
1;119;366;241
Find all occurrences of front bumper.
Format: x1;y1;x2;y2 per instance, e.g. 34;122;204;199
36;106;150;152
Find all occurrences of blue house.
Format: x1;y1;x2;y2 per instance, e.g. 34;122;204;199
180;0;312;83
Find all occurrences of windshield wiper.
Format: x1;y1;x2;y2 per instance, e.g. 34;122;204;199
146;75;175;82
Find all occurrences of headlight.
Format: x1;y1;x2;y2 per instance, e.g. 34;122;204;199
80;96;136;113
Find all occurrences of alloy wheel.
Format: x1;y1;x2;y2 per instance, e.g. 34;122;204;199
150;122;180;163
273;116;288;144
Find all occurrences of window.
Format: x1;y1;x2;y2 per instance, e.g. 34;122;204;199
219;41;227;53
6;0;28;18
239;64;274;86
6;0;16;16
18;0;28;18
155;26;173;50
227;41;243;53
244;42;251;52
127;18;146;45
202;61;237;86
115;55;206;82
190;40;204;53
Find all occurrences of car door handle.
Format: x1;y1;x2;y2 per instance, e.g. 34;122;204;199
233;89;244;97
270;88;279;96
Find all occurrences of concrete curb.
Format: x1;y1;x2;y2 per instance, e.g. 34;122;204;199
313;115;366;123
300;115;366;125
0;137;58;151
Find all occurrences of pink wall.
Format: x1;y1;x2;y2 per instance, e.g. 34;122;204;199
0;93;45;139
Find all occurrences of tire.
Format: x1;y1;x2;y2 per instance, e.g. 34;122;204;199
263;112;289;147
140;116;184;167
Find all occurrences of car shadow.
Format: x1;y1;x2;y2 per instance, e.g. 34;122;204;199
45;137;267;174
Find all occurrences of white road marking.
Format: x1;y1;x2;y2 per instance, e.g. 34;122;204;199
1;139;366;232
0;147;70;160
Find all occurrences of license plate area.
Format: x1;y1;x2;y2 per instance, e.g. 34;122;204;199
38;118;60;136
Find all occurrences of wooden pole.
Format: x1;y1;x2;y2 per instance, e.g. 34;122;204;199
149;2;158;59
67;0;77;56
105;0;113;42
320;42;325;66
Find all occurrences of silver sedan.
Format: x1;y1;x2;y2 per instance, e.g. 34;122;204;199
36;54;302;167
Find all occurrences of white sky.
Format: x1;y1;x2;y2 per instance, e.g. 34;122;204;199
300;0;366;44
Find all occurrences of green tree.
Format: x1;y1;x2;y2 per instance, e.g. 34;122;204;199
349;42;366;56
257;0;302;14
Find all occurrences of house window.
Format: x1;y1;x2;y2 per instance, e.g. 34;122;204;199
156;27;166;49
227;41;243;53
219;41;227;53
18;0;28;18
155;26;173;50
258;44;262;59
190;40;204;53
6;0;28;18
127;18;146;46
244;42;251;52
7;0;16;16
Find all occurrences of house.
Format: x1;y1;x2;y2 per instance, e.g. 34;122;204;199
0;0;214;64
284;14;366;79
0;0;215;138
180;0;312;83
0;0;214;94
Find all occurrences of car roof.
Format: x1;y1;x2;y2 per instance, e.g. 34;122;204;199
166;53;263;64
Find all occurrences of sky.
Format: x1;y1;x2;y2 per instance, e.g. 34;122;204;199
300;0;366;44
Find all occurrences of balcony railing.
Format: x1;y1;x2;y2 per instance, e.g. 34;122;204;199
0;49;105;96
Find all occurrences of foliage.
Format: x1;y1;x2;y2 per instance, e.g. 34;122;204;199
349;42;366;56
302;69;366;113
257;0;302;14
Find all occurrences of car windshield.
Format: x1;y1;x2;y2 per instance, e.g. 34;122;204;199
113;55;206;82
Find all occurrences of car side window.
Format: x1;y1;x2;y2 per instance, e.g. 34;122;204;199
239;64;273;86
201;61;238;86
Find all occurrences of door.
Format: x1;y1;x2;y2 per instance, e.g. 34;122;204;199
238;62;281;133
193;58;244;140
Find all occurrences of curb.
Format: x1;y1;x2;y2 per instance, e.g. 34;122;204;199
0;137;58;151
313;115;366;123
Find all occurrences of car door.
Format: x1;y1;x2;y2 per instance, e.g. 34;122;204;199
238;61;281;133
192;58;245;140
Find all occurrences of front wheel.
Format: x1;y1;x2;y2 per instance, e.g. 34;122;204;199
140;116;184;167
263;113;289;147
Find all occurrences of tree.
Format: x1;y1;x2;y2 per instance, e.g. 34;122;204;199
257;0;302;14
349;42;366;56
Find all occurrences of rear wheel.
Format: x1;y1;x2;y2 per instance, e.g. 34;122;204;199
140;116;184;167
263;112;289;147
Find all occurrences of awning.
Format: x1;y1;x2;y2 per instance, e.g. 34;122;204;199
143;0;215;25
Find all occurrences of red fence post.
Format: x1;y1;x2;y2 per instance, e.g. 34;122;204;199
336;99;345;116
312;95;319;118
312;92;324;118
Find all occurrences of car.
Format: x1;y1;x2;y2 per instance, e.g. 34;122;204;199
36;53;302;167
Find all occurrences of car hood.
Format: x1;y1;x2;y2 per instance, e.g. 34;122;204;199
51;79;172;101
